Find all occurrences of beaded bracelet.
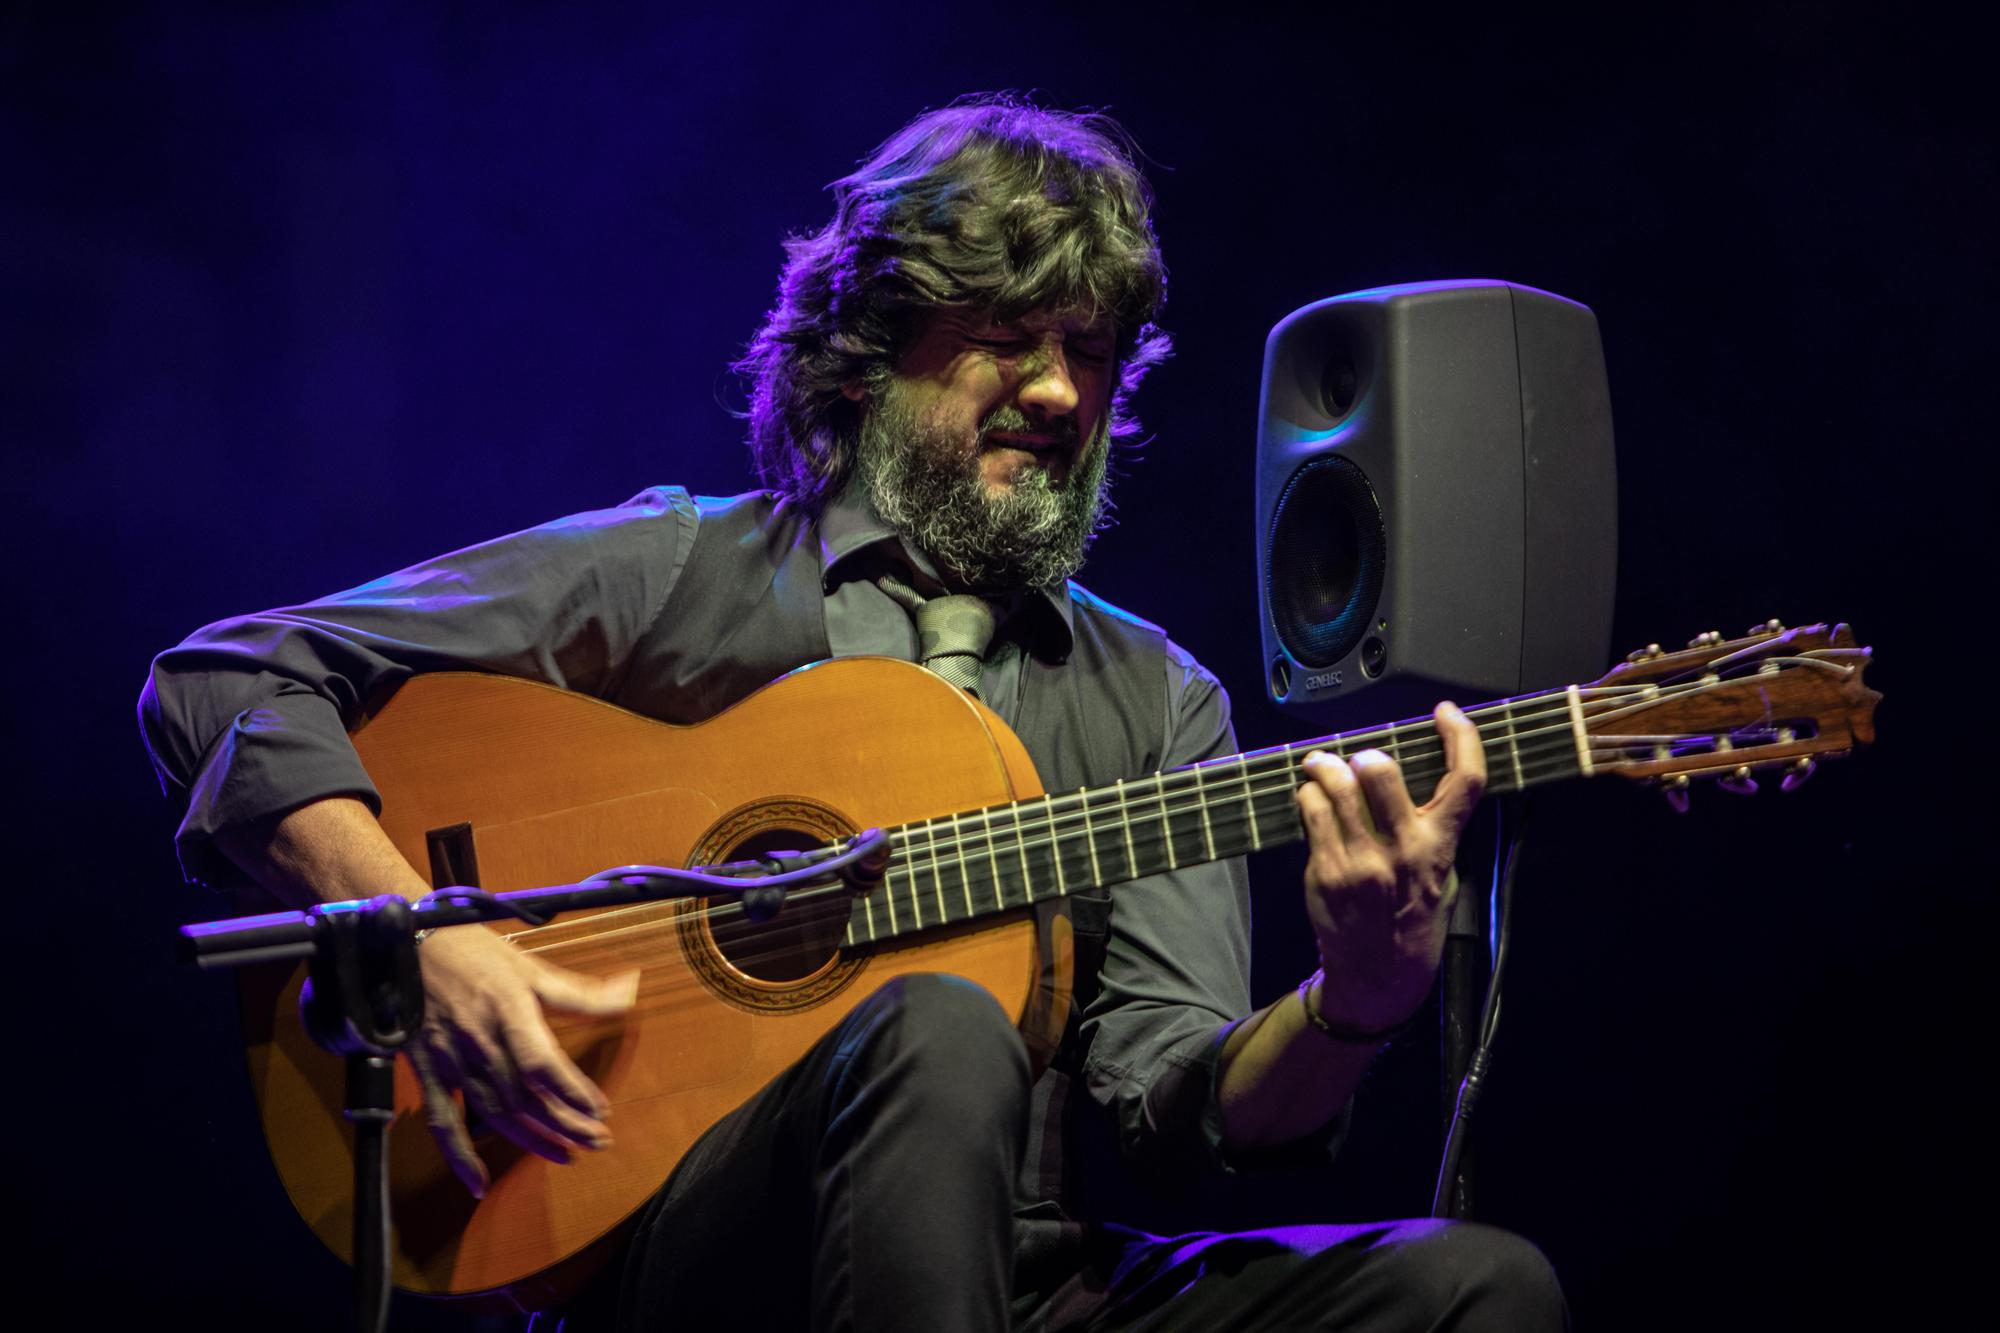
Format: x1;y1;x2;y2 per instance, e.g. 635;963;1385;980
1296;968;1415;1045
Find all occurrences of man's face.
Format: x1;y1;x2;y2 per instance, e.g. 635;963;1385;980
887;308;1117;491
852;307;1119;591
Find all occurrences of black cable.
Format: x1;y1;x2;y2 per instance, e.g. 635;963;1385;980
1431;794;1530;1218
1480;797;1525;1048
417;885;554;928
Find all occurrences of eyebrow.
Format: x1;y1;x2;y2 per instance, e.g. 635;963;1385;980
956;315;1115;345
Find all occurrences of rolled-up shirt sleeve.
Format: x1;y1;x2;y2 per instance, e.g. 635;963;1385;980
137;486;698;887
1076;639;1343;1175
1072;640;1240;1160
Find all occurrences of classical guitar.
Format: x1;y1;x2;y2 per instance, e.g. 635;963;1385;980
239;620;1878;1306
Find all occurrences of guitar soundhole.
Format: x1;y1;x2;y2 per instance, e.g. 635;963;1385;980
703;828;854;983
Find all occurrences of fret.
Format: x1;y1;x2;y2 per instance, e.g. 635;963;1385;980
984;804;1005;905
902;842;924;930
1261;746;1306;847
1165;774;1207;869
1048;795;1070;895
1080;786;1103;883
1395;722;1438;803
1239;753;1262;852
1502;701;1526;791
861;893;876;941
882;862;899;935
1154;774;1178;870
1191;761;1216;861
928;836;952;920
1115;777;1139;879
1012;799;1034;902
949;811;973;918
1020;796;1058;902
922;817;946;925
1254;780;1301;847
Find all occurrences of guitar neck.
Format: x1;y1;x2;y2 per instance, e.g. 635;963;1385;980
843;685;1588;948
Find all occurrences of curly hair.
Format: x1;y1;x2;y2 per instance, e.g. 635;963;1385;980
736;94;1173;512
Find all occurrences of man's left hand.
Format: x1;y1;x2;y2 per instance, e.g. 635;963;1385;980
1295;701;1487;1033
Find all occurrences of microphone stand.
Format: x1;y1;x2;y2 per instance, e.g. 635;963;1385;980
178;829;891;1333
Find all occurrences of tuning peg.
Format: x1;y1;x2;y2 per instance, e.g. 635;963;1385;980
1717;765;1758;796
1748;618;1785;636
1660;774;1691;813
1687;630;1723;649
1625;642;1665;663
1780;757;1817;793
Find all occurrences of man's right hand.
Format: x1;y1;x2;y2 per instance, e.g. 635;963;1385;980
408;925;639;1198
218;796;640;1199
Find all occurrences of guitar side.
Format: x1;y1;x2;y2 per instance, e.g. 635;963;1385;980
241;658;1071;1306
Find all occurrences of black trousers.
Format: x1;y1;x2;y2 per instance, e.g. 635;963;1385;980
591;974;1564;1332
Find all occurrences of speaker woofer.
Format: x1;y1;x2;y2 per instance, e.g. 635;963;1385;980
1266;455;1386;671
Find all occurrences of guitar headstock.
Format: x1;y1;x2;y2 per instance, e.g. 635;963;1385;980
1580;620;1879;809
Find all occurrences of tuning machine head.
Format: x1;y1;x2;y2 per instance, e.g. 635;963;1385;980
1717;765;1759;796
1660;773;1691;813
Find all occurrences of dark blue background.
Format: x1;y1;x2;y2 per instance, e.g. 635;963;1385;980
6;4;1986;1328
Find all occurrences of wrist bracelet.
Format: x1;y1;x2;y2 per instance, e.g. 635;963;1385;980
1297;969;1414;1045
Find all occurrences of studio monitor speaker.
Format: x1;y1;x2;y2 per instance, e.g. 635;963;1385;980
1256;280;1618;724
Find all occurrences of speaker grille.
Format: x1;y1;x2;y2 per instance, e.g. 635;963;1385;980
1267;455;1386;670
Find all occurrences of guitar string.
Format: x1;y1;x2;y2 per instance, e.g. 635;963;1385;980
513;647;1855;953
507;664;1829;972
874;666;1789;868
508;735;1684;977
502;708;1588;957
506;669;1780;970
544;667;1745;940
502;688;1607;944
504;749;1615;986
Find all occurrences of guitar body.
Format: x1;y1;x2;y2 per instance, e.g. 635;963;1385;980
240;658;1072;1307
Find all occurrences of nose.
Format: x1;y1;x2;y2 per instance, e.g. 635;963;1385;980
1016;341;1080;421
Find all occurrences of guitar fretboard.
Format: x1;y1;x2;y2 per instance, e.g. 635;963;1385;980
842;687;1585;947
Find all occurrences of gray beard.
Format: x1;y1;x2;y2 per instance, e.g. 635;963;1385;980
854;386;1113;593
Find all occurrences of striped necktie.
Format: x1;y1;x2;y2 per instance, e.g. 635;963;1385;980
877;573;1001;699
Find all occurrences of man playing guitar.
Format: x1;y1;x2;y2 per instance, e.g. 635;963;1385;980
142;95;1564;1330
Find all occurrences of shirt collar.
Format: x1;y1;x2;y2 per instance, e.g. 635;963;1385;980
817;486;1076;662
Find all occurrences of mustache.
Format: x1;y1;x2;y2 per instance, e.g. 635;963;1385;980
975;409;1079;450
